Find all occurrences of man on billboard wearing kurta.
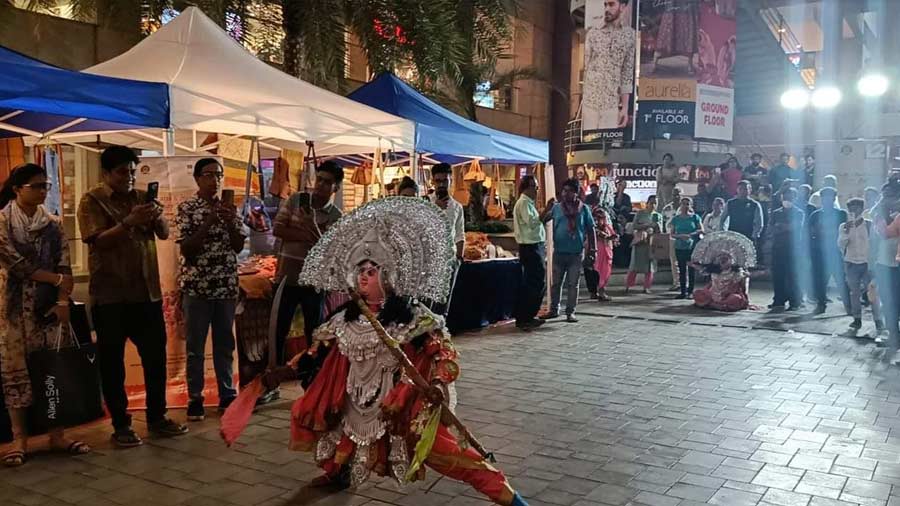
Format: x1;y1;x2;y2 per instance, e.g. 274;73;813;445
583;0;635;131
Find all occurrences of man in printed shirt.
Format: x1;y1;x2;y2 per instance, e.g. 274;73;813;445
272;161;343;364
78;146;188;448
176;158;246;422
513;175;546;331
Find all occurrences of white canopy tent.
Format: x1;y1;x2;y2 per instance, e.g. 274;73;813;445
45;7;413;157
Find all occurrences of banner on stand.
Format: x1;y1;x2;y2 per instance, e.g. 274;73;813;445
582;0;638;143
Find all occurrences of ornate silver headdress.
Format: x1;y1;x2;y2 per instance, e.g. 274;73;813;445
298;197;456;303
691;230;757;268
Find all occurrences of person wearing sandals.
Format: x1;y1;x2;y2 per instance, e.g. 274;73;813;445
77;146;188;448
0;163;90;466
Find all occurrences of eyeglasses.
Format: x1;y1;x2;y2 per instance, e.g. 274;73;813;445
200;172;225;180
21;183;52;191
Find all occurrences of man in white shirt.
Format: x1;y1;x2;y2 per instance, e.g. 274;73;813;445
429;163;465;313
810;174;842;209
839;197;881;333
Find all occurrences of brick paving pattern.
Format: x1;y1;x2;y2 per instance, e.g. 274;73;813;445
3;297;900;506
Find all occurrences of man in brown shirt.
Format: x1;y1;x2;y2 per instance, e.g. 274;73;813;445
78;146;188;447
272;161;342;364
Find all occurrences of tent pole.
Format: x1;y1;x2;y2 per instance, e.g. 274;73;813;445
244;137;257;214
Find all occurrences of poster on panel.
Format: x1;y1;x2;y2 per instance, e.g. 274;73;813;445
582;0;639;143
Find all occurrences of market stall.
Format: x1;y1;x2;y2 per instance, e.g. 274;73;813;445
2;8;416;409
340;73;548;332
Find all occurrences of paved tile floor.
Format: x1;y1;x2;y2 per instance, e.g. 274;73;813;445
4;296;900;506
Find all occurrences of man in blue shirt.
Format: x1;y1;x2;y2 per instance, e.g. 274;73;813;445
541;178;597;323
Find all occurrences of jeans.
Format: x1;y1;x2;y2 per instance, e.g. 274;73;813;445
275;284;324;364
550;251;583;316
516;243;546;323
92;301;168;430
844;263;874;321
675;248;695;295
183;295;237;405
772;248;801;307
812;247;850;312
876;264;900;352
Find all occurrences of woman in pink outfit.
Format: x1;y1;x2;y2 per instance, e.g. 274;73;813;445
593;210;618;301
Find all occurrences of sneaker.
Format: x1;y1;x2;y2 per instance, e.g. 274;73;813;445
891;351;900;366
148;418;189;437
786;305;802;312
675;293;687;300
540;312;560;320
565;314;579;323
850;318;863;330
810;306;826;315
110;428;143;448
598;291;612;302
516;319;544;331
187;400;205;422
643;288;652;294
669;285;680;292
218;396;236;414
768;303;785;311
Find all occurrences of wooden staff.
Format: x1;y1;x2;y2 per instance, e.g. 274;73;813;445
350;292;496;463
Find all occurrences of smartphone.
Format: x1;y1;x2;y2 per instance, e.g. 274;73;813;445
298;192;311;209
145;182;159;203
221;189;235;207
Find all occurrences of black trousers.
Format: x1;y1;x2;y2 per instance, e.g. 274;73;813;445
516;243;546;323
772;248;801;307
583;268;600;295
676;248;695;294
92;301;168;430
274;284;324;364
812;247;850;311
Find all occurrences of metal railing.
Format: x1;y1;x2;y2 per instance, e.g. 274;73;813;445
758;5;817;87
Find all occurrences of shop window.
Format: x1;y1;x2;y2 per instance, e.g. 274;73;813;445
474;82;514;111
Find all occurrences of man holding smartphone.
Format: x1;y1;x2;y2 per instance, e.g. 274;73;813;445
176;158;245;422
429;163;465;314
272;161;343;367
78;145;188;447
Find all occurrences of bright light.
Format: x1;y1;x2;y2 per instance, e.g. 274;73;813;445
857;74;890;97
811;86;842;108
780;88;810;109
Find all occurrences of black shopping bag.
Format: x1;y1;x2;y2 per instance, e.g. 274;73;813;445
27;324;103;434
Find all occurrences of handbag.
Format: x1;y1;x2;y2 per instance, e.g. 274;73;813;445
26;323;103;434
452;163;470;206
463;159;485;182
650;233;670;260
486;164;505;220
350;162;374;185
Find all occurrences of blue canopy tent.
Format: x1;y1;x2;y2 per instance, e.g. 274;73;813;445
345;73;548;164
0;46;170;138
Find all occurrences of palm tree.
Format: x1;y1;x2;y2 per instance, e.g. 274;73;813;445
9;0;531;119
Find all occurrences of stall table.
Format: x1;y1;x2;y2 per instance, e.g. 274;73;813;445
446;257;520;334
